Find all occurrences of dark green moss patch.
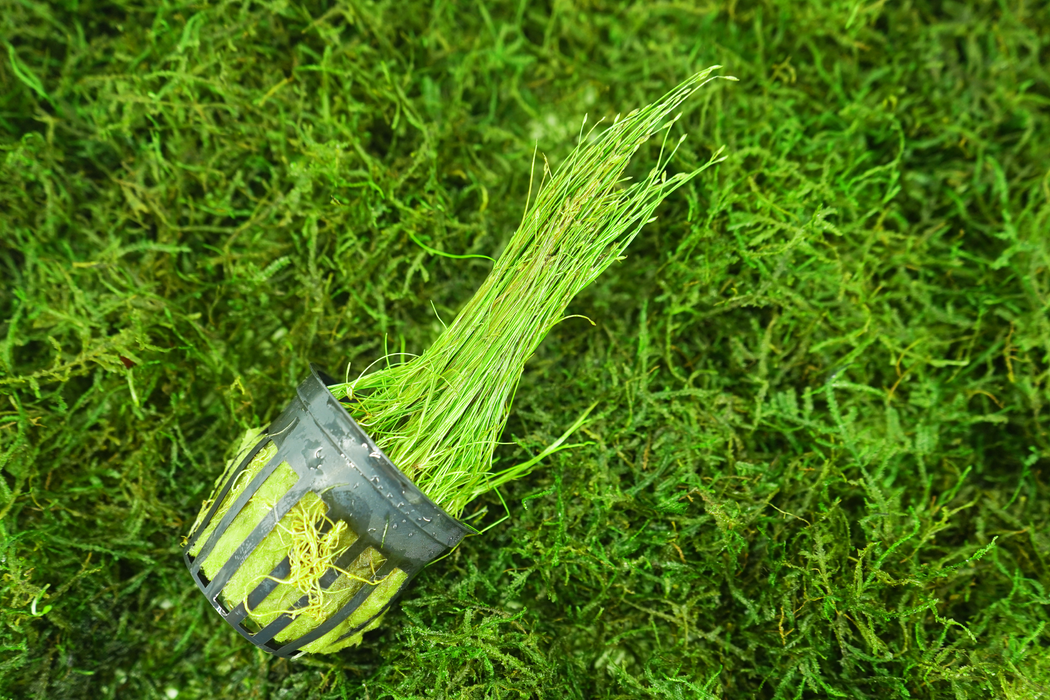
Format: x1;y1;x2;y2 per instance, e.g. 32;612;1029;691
2;0;1048;698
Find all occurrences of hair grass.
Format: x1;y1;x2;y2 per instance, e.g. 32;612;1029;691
332;69;735;518
184;71;734;653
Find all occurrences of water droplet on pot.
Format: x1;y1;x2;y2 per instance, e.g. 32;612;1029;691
392;524;397;529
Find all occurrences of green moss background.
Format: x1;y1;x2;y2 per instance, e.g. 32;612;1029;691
1;0;1048;698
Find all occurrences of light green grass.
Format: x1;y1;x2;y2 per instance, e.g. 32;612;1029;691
2;0;1049;698
186;71;732;654
332;68;733;518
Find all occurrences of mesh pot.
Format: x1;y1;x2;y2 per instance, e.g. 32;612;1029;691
183;364;473;658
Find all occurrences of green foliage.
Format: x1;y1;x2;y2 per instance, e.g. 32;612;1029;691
333;68;732;517
1;0;1048;698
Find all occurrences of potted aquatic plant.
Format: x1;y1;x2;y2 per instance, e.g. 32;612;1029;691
184;67;735;657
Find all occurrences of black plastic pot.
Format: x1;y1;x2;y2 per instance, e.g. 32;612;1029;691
184;364;472;658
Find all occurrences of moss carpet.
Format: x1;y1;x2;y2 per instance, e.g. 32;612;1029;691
1;0;1049;698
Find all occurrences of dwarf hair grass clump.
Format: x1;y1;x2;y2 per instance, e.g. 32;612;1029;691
187;67;735;654
331;66;736;518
